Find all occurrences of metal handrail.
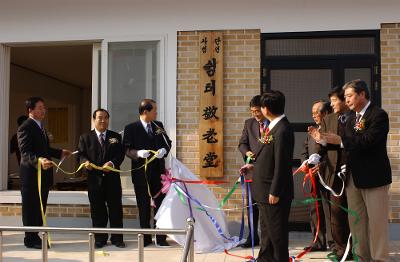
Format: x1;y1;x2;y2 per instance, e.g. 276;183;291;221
0;217;195;262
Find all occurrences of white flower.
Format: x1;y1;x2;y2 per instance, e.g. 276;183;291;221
108;138;118;144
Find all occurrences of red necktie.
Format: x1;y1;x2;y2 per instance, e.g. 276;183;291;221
259;122;265;136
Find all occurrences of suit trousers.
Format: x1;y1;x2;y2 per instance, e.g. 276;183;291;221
327;176;350;256
346;174;389;262
20;178;49;244
88;173;123;243
133;183;166;243
257;199;291;262
308;180;332;249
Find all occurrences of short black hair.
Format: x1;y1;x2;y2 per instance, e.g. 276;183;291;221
92;108;110;119
260;90;285;115
17;115;28;126
25;97;44;114
328;86;345;101
343;79;370;100
249;95;262;108
139;99;156;115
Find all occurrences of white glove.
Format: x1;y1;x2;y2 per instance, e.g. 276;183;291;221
137;150;150;158
308;153;321;166
156;148;167;159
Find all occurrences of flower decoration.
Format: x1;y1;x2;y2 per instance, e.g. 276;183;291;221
259;131;273;144
354;118;366;132
155;127;166;135
108;138;119;144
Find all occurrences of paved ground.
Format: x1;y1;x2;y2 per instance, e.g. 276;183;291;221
1;231;399;262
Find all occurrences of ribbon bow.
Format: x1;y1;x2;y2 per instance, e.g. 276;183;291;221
160;168;173;194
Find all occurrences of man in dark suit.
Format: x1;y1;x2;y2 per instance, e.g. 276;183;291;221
302;100;332;252
242;90;294;262
322;80;391;261
309;88;351;260
238;95;269;248
123;99;172;247
17;97;71;249
78;109;125;248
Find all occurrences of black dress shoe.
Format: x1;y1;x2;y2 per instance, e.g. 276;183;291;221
240;238;260;248
156;240;170;247
95;241;107;249
112;241;126;248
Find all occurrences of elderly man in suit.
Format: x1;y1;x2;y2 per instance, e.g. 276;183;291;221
78;109;125;248
309;87;352;260
123;99;172;247
17;97;71;249
321;80;392;262
302;100;332;252
238;95;269;248
242;90;294;262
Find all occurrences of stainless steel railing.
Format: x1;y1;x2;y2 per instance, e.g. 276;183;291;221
0;217;195;262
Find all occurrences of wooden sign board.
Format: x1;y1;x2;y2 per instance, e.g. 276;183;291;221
199;31;224;178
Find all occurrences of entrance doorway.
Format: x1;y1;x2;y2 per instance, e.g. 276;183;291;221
8;44;92;190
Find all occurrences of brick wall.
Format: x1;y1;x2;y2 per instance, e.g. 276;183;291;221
0;204;138;219
381;23;400;223
176;29;261;220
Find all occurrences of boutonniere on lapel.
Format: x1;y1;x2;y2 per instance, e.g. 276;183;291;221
354;118;366;133
154;126;166;136
259;130;273;144
108;138;119;144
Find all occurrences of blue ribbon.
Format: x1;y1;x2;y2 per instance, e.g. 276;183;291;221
247;181;256;261
174;181;245;243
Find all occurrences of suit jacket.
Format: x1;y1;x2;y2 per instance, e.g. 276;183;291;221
123;120;172;187
318;113;341;188
78;130;124;176
238;118;264;162
17;118;62;189
341;104;392;189
252;117;294;203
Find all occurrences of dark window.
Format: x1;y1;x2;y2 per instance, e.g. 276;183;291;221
261;30;380;166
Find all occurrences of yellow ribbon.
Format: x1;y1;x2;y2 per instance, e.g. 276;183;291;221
36;149;161;245
37;158;52;247
48;150;159;175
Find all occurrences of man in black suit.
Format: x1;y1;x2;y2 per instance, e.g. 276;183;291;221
322;80;391;261
242;90;294;262
17;97;71;249
302;100;332;252
238;95;269;248
123;99;172;247
78;109;125;249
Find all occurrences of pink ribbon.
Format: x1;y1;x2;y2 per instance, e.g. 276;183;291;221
160;168;173;194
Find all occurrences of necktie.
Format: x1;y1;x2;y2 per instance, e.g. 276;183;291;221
338;114;346;124
259;122;265;137
355;113;362;123
99;133;105;148
147;123;153;136
40;123;47;141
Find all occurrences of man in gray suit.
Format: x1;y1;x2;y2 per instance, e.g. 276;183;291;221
302;100;332;251
238;95;269;247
